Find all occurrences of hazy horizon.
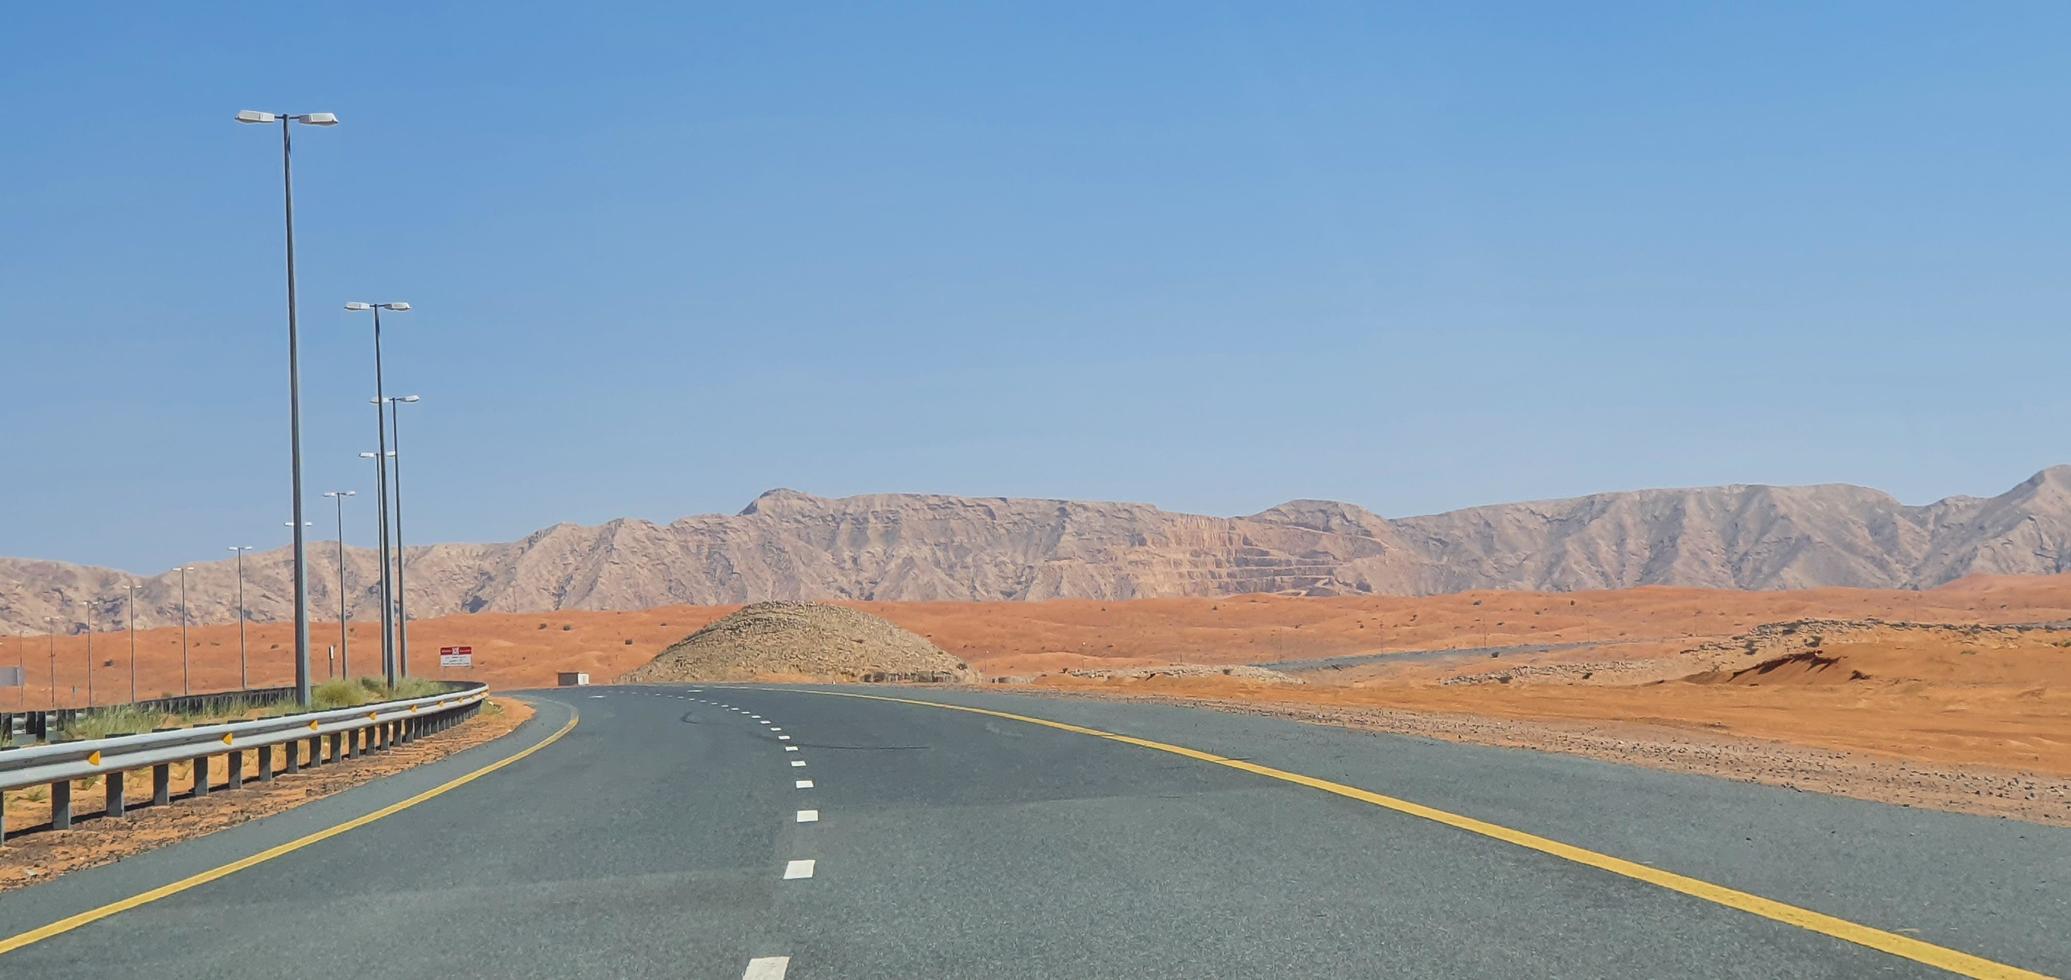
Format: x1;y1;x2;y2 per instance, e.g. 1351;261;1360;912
12;463;2071;574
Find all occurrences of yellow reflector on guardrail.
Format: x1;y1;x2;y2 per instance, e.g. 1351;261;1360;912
221;733;234;745
86;751;102;766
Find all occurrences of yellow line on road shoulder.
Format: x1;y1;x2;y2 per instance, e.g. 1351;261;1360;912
771;687;2048;980
0;704;579;957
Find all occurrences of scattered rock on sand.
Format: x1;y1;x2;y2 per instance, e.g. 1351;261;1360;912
1065;663;1303;684
623;601;979;684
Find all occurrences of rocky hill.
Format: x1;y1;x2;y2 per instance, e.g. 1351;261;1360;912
624;601;977;683
9;467;2071;633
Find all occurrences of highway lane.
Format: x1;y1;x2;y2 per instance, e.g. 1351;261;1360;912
0;684;2063;978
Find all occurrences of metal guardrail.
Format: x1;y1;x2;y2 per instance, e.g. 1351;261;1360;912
0;681;490;841
3;685;302;744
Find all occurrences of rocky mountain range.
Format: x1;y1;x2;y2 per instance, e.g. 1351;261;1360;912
7;467;2071;634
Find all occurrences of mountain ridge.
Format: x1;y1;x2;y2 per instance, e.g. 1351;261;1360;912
7;467;2071;634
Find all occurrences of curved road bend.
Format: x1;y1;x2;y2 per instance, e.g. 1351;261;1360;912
0;685;2064;978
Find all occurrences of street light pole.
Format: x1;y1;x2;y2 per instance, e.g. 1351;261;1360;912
228;545;253;689
347;301;409;687
237;108;337;708
358;448;398;687
128;582;139;704
46;616;56;709
324;490;356;681
84;605;93;707
387;394;421;678
176;565;194;696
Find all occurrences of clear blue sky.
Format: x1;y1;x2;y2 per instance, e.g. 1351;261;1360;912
4;2;2068;573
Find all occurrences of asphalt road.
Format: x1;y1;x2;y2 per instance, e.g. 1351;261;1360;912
0;684;2065;978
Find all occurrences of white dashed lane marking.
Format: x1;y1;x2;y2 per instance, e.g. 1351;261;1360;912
743;956;789;979
777;735;790;741
796;810;819;823
795;779;814;789
783;859;816;880
790;759;806;767
768;727;782;732
784;746;799;752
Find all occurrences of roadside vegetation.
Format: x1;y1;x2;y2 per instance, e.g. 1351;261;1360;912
310;676;447;709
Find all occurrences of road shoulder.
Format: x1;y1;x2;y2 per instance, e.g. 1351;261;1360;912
0;693;574;947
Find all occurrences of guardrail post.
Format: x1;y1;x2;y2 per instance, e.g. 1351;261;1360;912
227;750;244;790
257;744;274;782
153;764;171;805
284;740;299;773
192;755;211;797
308;735;322;766
328;732;342;762
106;771;126;817
51;779;72;829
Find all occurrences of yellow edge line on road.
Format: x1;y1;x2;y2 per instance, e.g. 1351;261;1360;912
774;688;2049;980
0;706;579;958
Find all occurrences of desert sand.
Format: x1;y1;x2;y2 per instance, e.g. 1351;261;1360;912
8;575;2068;821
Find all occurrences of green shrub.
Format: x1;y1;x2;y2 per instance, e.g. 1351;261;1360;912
63;704;171;739
315;676;447;709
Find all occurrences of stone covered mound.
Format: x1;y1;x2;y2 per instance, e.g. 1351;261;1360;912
625;601;979;684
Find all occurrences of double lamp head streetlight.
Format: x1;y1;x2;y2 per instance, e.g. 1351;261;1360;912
235;110;338;127
236;106;338;707
348;300;411;686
